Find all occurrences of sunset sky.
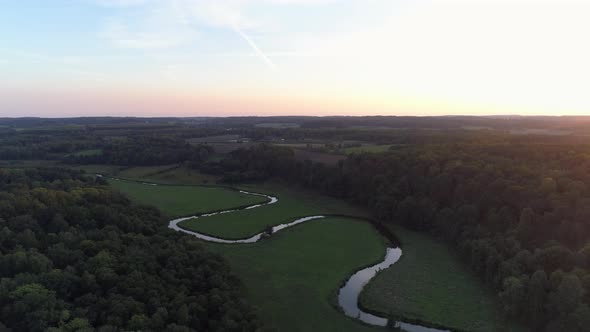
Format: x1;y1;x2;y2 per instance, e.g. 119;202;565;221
1;0;589;117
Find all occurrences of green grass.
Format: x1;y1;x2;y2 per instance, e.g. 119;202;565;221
109;180;267;217
360;225;524;332
205;217;387;332
178;183;367;239
109;174;519;331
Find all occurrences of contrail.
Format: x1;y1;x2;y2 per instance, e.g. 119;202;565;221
232;24;277;70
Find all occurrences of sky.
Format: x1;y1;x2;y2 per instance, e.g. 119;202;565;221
1;0;590;117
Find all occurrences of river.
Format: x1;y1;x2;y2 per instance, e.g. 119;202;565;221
163;186;450;332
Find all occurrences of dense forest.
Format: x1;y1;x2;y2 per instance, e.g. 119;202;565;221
0;168;261;331
62;137;213;167
216;143;590;331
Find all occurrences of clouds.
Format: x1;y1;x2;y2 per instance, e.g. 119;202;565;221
92;0;150;7
98;1;198;49
96;0;343;50
97;0;306;69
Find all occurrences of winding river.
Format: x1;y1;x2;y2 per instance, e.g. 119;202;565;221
163;186;451;332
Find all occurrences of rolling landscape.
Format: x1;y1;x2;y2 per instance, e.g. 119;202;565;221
1;116;590;331
2;1;590;331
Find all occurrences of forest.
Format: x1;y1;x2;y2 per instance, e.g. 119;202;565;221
2;117;590;331
0;168;261;332
216;142;590;331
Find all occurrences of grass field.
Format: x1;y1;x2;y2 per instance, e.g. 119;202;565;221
205;217;387;332
360;225;523;332
109;173;518;332
109;180;267;217
179;183;367;239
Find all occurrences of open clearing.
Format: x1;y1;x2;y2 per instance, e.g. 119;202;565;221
206;217;386;332
360;225;523;332
110;180;267;217
110;173;517;332
179;183;367;239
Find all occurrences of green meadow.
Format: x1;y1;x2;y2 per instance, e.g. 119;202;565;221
179;183;367;239
360;225;524;332
110;173;516;332
109;179;267;217
206;217;387;332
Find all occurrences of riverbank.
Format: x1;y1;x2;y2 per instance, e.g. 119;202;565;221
205;217;388;332
178;183;368;239
109;179;268;216
360;225;525;332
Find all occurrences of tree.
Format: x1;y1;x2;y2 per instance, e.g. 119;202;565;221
8;283;63;332
499;277;525;317
526;270;548;326
547;274;584;318
128;314;149;331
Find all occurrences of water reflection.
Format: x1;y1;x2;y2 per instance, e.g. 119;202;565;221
338;247;402;326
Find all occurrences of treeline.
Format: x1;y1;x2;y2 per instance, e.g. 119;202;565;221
0;168;262;332
201;144;295;182
0;133;99;160
0;131;215;167
217;143;590;331
63;137;213;167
